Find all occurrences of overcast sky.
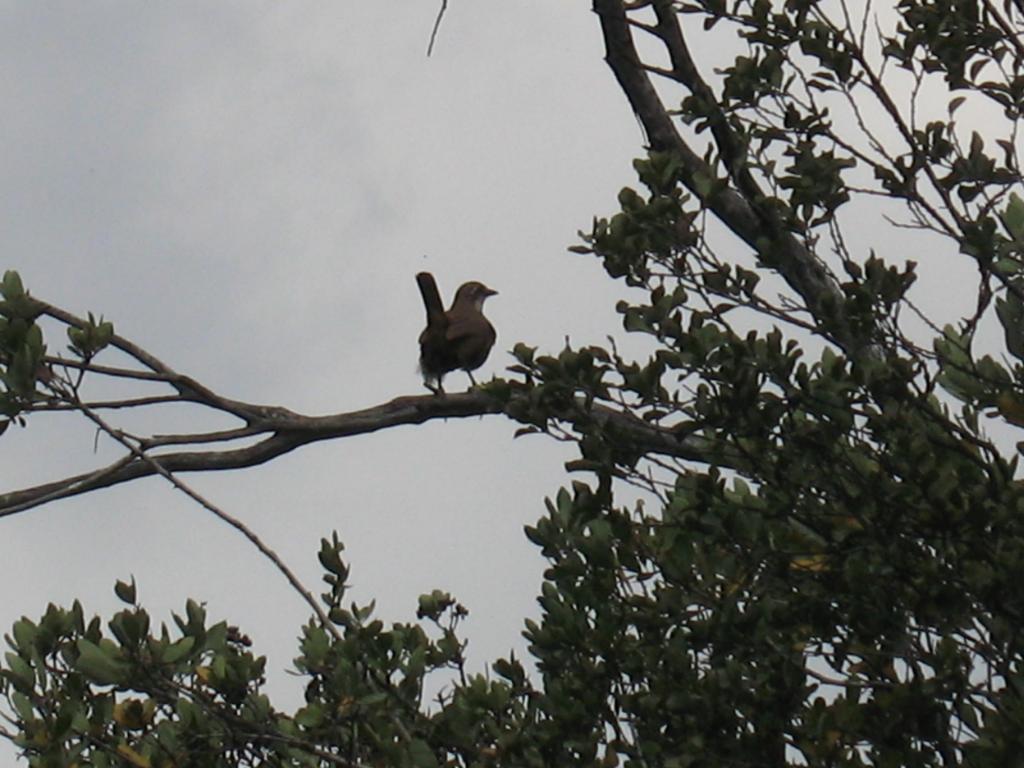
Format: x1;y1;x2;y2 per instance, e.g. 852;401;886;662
0;1;652;745
0;2;1006;760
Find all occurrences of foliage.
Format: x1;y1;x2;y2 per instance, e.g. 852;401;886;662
0;541;534;768
4;1;1024;766
0;270;112;433
0;270;47;428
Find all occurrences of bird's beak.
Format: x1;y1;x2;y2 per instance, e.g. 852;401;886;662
485;287;498;297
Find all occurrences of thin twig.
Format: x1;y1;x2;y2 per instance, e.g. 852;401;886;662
38;301;265;422
69;393;345;644
30;394;185;412
141;426;265;449
426;0;449;57
44;355;181;384
0;455;136;518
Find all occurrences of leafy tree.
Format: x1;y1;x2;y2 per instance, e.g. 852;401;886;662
3;0;1024;765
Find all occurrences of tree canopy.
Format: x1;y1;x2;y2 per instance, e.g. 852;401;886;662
3;1;1024;766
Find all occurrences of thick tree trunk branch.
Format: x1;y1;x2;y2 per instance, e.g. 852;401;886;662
592;0;870;357
0;390;721;517
0;393;498;516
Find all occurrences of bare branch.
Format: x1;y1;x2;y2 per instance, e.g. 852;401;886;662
426;0;448;57
43;356;182;384
0;392;495;515
140;426;266;449
0;389;723;517
37;301;268;422
30;394;185;412
0;455;137;518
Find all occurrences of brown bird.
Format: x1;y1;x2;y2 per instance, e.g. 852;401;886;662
416;272;497;393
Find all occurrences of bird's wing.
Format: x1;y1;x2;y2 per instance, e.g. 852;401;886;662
445;313;495;344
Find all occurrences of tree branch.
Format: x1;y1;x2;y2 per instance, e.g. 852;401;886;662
1;388;723;517
71;395;346;644
0;392;499;516
38;300;273;422
591;0;871;357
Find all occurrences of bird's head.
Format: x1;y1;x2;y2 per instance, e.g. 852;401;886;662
453;281;498;311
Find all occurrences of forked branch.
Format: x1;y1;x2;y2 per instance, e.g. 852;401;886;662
3;301;723;516
591;0;871;357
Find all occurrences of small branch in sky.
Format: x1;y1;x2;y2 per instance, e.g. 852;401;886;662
427;0;449;57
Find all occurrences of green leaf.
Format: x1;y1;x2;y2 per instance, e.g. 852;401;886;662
692;169;718;198
1003;192;1024;242
74;639;128;685
10;691;35;722
294;703;324;728
991;286;1024;364
11;618;37;652
3;652;35;692
97;320;114;345
408;738;439;768
934;325;986;401
114;577;137;605
185;599;206;629
162;636;196;664
1;271;24;300
317;538;348;578
993;257;1021;276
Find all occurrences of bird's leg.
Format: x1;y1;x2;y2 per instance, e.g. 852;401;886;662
466;371;479;388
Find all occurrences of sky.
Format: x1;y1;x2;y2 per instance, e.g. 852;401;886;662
0;0;648;744
0;1;1007;760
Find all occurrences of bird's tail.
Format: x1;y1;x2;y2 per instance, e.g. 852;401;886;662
416;272;446;326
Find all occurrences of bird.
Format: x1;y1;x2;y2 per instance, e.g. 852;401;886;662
416;272;497;393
